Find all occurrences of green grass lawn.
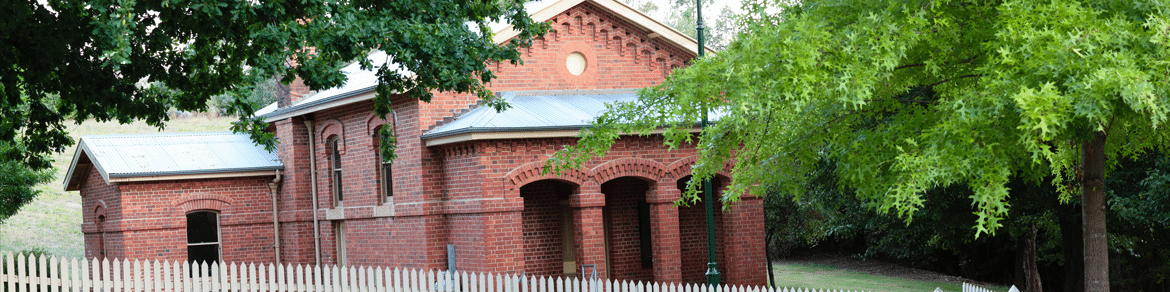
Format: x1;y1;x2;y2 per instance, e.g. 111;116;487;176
0;116;235;257
770;263;1011;292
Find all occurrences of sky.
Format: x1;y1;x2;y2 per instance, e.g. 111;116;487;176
622;0;746;21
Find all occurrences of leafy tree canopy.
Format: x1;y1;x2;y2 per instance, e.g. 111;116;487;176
552;0;1169;234
0;0;547;220
549;1;1168;289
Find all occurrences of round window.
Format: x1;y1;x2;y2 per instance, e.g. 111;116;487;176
566;52;587;76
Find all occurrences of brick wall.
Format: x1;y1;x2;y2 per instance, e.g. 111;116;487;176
82;168;120;259
80;172;279;264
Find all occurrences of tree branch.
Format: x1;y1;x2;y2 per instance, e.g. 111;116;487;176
926;74;982;88
894;55;981;71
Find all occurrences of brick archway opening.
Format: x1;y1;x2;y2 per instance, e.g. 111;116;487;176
600;176;655;282
520;179;578;278
677;175;728;284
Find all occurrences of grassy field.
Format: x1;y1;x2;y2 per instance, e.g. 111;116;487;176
770;263;1011;292
0;116;235;257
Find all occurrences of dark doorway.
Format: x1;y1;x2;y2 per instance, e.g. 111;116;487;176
602;177;654;282
520;180;576;277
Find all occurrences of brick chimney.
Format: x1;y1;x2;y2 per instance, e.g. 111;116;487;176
276;77;313;109
276;45;320;109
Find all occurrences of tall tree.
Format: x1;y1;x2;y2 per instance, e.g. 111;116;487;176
0;0;548;209
547;1;1170;290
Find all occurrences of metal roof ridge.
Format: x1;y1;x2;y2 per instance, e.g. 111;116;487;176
502;88;639;96
255;85;379;120
107;166;285;178
80;131;239;139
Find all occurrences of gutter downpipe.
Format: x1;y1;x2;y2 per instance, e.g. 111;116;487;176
305;119;323;266
269;170;283;265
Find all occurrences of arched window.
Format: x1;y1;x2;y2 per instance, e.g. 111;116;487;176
327;137;344;205
186;211;220;265
374;129;393;203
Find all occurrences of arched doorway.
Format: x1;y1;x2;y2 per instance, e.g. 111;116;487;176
520;179;578;278
677;175;727;283
601;176;654;282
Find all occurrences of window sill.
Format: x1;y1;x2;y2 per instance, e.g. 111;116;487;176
374;198;395;217
325;207;345;220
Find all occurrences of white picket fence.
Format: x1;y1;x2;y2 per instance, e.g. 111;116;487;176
0;253;1016;292
959;283;1018;292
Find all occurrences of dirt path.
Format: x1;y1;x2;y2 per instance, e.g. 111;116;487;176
776;252;1004;288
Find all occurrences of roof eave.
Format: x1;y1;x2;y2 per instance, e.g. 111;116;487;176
107;167;284;183
62;142;88;191
422;126;701;147
256;86;379;122
63;141;112;192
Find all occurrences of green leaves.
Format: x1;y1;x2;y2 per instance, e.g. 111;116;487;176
1;0;548;216
551;0;1170;237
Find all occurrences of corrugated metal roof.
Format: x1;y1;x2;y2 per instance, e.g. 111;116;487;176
422;89;639;139
421;89;729;141
254;50;405;118
67;132;282;185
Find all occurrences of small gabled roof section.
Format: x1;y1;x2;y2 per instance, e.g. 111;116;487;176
422;89;639;146
63;132;283;191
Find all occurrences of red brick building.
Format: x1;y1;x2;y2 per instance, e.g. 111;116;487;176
65;0;765;285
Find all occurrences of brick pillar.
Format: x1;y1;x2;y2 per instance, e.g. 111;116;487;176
650;181;682;282
483;206;525;274
572;181;607;279
720;193;766;286
274;117;319;265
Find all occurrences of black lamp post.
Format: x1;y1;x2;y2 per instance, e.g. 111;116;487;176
696;0;720;286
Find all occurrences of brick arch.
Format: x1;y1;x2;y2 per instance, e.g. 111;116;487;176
591;157;666;184
365;112;393;137
173;194;232;214
93;200;108;222
664;155;733;182
318;118;346;154
503;161;591;194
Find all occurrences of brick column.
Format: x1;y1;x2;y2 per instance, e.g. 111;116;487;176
572;181;607;279
649;181;682;283
483;203;525;274
273;117;319;265
720;194;766;286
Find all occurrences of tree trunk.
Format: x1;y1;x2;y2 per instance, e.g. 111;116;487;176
765;232;776;287
1082;131;1109;292
1060;203;1084;292
1015;224;1043;292
1021;224;1042;292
